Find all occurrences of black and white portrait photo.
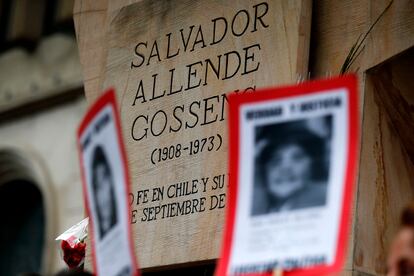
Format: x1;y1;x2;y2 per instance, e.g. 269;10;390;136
224;78;357;275
78;91;139;275
91;145;118;240
251;115;332;215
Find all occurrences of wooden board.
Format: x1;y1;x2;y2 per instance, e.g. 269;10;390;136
73;0;109;103
310;0;414;77
74;0;414;274
352;48;414;275
309;1;414;274
100;0;311;268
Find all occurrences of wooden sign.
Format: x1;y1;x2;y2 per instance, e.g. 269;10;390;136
102;0;311;269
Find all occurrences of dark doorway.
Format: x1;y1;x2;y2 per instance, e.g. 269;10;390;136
0;180;45;275
143;262;216;276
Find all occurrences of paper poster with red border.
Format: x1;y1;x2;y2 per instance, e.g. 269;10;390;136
77;89;139;276
216;75;359;276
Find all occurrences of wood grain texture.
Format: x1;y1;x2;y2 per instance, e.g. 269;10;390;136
353;49;414;275
73;0;109;103
73;0;145;103
310;0;414;77
310;1;414;275
103;0;311;268
74;0;414;274
75;0;311;269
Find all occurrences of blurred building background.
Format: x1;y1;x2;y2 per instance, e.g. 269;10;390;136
0;0;85;274
0;0;412;275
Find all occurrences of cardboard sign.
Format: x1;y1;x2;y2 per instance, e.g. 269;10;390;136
216;75;359;276
77;89;139;276
102;0;311;268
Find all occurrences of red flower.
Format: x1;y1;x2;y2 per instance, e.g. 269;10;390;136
61;240;86;268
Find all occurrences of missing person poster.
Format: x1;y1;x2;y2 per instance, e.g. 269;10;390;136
216;75;359;276
77;89;139;276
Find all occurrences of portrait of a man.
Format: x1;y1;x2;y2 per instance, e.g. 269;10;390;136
91;145;118;239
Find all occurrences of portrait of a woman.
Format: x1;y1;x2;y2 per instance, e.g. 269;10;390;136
252;116;331;215
91;145;118;239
